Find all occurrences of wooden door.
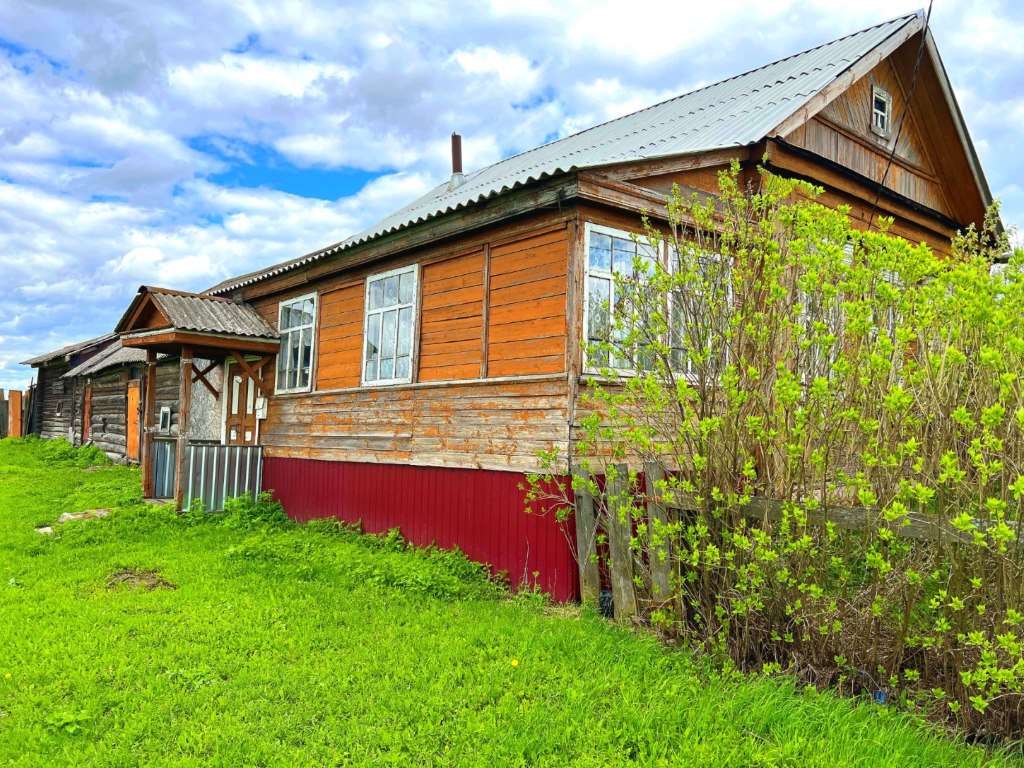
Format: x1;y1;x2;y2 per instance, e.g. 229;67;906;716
126;380;141;462
225;363;258;446
81;384;92;445
8;390;21;437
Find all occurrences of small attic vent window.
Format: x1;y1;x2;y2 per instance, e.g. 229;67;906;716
871;85;893;139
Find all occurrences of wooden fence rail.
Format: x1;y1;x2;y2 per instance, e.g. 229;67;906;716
575;461;1022;621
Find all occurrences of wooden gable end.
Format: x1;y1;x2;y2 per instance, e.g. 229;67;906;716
781;35;987;229
121;294;172;334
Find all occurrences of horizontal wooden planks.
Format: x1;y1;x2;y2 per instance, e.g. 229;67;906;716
418;250;485;382
487;228;568;377
262;378;572;473
316;283;363;390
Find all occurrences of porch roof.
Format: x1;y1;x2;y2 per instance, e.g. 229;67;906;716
116;286;280;357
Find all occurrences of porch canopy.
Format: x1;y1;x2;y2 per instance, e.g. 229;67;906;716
115;286;279;504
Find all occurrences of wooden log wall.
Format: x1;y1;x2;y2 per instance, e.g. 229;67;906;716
36;362;74;441
153;359;181;437
87;368;130;461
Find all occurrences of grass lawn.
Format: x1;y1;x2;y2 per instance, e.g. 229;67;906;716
0;437;1014;767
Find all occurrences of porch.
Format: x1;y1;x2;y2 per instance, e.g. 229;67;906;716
115;286;280;510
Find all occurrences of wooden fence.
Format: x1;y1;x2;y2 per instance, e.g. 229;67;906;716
575;462;1022;621
2;387;34;439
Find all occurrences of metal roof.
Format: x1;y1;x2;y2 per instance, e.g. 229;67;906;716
62;339;154;379
208;12;924;296
148;290;278;339
20;333;116;367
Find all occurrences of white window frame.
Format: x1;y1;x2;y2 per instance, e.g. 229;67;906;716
361;264;419;387
582;222;664;375
275;291;318;395
667;247;732;381
871;85;893;139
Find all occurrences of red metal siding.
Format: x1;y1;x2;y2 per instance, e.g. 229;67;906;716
262;457;579;602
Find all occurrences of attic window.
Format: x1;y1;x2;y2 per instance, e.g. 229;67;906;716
871;85;893;139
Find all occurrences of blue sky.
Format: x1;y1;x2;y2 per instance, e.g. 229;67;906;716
1;0;1021;391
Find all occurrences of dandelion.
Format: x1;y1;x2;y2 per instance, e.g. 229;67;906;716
4;673;10;679
510;659;519;668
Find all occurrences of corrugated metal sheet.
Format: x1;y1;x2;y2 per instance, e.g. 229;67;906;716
62;339;153;379
151;291;278;339
209;12;921;295
20;333;116;366
263;457;579;602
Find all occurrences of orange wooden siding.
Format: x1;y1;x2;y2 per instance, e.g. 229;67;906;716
418;250;486;381
486;229;568;377
316;283;364;390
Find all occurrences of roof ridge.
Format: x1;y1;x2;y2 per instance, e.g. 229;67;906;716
444;11;921;183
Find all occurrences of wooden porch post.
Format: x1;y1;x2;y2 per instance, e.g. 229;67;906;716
175;346;193;510
142;350;157;498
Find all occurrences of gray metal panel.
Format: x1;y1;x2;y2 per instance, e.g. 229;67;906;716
152;293;279;339
20;333;117;366
208;13;920;295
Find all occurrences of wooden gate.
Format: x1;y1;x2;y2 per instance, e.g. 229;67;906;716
126;380;141;462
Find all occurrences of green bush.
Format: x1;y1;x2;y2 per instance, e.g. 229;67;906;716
532;165;1024;739
221;491;291;531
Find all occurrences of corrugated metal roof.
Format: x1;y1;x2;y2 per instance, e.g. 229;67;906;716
208;12;922;296
149;290;278;339
20;333;116;367
62;339;154;379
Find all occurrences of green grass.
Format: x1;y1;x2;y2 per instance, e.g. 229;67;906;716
0;437;1014;767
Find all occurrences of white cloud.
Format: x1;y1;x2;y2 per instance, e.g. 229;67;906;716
0;0;1020;391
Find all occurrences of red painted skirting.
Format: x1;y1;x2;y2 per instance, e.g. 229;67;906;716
262;457;579;602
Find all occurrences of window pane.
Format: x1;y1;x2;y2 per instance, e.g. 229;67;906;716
366;314;381;361
231;375;240;415
612;237;635;274
246;377;255;414
302;299;314;323
364;359;377;382
380;357;394;380
369;279;384;310
287;366;298;390
381;309;398;358
300;327;312;387
589;233;611;271
384;275;400;306
399;271;415;304
397;307;413;355
395;355;411;380
637;242;657;272
587;276;610;342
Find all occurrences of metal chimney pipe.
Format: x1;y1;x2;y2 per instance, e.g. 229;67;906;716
451;132;463;175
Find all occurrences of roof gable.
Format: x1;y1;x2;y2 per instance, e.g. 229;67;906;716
117;286;278;339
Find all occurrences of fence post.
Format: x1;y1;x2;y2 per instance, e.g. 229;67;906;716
572;467;601;609
644;461;672;601
607;462;637;621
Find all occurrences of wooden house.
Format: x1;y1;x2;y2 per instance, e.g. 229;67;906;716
21;334;116;444
24;13;993;600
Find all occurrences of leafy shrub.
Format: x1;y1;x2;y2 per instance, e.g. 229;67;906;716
530;165;1024;739
221;492;291;531
39;439;108;468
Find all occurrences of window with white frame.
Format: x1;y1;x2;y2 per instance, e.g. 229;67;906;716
871;85;893;139
276;293;316;393
363;265;417;384
584;224;658;370
668;247;730;378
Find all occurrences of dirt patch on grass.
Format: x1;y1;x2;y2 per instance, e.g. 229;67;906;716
106;568;177;591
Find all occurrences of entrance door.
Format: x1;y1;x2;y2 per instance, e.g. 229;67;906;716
225;363;258;446
126;380;141;462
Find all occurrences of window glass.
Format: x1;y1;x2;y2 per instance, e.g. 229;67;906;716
364;267;417;384
277;294;316;392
